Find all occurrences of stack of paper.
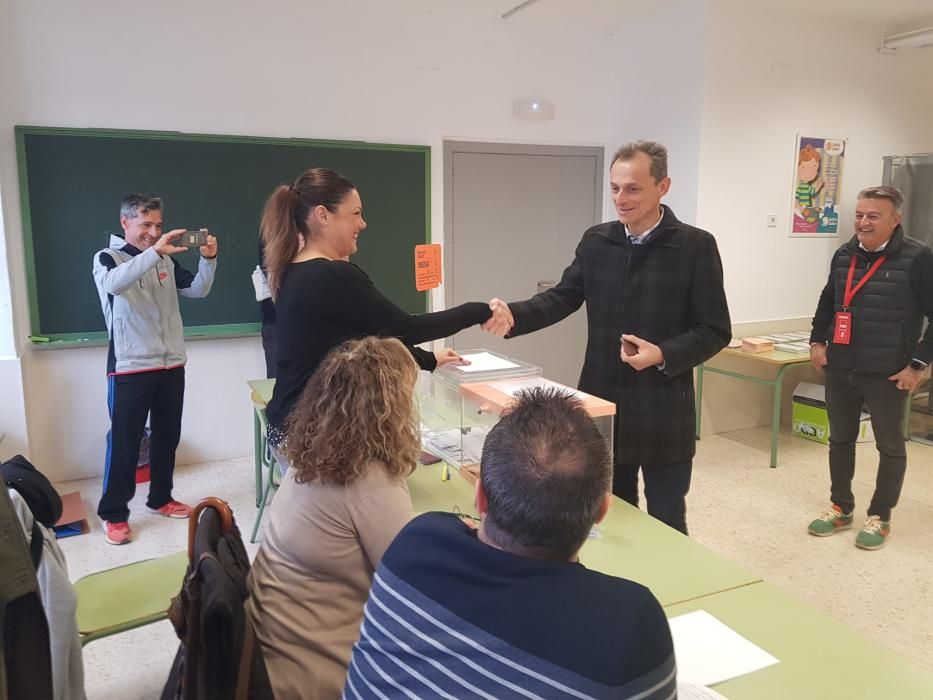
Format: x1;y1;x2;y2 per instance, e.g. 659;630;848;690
740;337;774;354
422;427;488;468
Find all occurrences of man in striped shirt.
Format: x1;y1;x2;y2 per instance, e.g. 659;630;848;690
344;387;676;699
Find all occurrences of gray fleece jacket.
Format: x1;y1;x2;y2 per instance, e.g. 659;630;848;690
92;234;216;374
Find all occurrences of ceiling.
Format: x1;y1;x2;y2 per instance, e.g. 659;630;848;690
492;0;933;31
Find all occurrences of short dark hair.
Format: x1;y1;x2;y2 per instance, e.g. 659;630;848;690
857;185;904;212
480;387;611;560
120;193;163;220
611;140;668;183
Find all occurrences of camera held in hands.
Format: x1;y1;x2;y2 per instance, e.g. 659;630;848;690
181;229;209;248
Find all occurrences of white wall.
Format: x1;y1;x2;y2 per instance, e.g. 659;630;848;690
0;0;624;481
697;1;933;324
610;0;707;224
694;1;933;435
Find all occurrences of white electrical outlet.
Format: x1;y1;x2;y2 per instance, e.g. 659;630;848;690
766;214;777;228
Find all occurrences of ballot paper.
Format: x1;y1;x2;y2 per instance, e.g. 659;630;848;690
668;610;779;686
422;427;487;467
454;352;520;373
774;341;811;354
677;683;730;700
487;376;583;399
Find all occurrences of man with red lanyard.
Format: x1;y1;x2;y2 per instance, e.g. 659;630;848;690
807;186;933;549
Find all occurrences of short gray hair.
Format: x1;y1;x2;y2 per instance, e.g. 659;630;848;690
611;140;668;183
120;193;163;220
857;185;904;212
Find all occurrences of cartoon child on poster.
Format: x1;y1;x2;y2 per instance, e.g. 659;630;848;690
794;144;824;228
792;137;845;235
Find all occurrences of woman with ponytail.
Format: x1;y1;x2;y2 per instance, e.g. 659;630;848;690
260;168;492;452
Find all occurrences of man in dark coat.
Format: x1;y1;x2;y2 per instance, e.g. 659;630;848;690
484;141;731;534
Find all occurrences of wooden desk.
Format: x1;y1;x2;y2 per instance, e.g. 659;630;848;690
696;348;811;468
665;581;933;698
406;464;761;608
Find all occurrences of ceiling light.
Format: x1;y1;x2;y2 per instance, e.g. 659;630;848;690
882;26;933;50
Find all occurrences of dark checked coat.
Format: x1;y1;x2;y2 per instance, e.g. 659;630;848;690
508;206;731;465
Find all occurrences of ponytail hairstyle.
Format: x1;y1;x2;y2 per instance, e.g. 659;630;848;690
259;168;356;299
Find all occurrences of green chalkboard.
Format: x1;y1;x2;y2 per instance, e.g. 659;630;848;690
15;126;430;343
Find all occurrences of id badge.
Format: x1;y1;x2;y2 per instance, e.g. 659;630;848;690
833;311;852;345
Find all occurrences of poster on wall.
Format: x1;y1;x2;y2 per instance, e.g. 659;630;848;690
791;135;846;237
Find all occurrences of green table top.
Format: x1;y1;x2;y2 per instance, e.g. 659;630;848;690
664;581;933;698
407;465;761;607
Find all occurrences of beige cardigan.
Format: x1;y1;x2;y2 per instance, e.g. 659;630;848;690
246;463;414;699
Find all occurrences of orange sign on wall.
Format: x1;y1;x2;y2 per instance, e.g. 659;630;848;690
414;243;442;291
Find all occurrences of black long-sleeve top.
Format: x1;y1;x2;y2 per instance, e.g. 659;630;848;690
266;258;490;434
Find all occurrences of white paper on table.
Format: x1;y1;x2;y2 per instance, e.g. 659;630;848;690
454;352;520;373
488;376;583;399
668;610;779;686
677;682;730;700
774;341;810;354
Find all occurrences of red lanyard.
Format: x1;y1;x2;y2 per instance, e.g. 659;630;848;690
843;255;886;310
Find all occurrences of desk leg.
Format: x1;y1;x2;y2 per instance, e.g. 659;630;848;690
253;410;262;507
695;363;705;439
771;365;790;468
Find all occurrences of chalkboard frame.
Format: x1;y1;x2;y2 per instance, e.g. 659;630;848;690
15;125;431;346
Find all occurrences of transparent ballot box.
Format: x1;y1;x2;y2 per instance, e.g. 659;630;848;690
418;351;616;484
418;350;542;477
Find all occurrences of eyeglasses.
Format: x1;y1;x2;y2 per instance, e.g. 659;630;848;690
452;505;480;525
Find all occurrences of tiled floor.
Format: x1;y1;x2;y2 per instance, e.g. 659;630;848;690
56;412;933;699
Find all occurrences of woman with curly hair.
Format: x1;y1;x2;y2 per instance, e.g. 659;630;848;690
246;336;421;699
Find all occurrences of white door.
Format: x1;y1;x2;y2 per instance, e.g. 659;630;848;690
446;145;602;387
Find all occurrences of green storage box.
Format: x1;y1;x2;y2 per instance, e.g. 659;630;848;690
792;382;874;444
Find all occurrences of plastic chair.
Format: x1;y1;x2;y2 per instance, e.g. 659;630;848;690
250;405;281;543
74;549;188;646
162;496;273;699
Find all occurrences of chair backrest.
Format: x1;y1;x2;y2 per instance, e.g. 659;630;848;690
164;498;272;700
0;486;54;700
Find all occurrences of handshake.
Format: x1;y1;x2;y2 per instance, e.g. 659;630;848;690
481;298;514;337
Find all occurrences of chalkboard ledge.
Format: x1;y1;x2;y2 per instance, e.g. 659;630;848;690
29;323;261;349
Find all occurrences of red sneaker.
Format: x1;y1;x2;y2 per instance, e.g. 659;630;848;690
147;500;192;519
102;520;133;545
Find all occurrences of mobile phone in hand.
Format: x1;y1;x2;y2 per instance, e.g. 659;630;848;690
181;230;208;248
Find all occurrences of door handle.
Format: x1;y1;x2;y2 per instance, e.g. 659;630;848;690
537;280;556;293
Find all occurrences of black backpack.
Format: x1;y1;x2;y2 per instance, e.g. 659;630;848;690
1;455;63;569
